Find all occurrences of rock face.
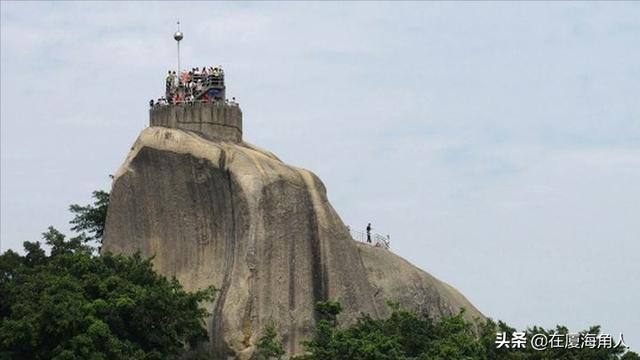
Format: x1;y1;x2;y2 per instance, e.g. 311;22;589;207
103;127;483;359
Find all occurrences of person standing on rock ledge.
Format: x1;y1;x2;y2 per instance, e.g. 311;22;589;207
366;223;372;243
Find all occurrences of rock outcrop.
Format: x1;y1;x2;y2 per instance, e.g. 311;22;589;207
103;127;483;359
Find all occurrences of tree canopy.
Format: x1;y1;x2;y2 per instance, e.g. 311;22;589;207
268;301;638;360
0;227;215;360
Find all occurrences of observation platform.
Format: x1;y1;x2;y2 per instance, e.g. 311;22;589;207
149;102;242;143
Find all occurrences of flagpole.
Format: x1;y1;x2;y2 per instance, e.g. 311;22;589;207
174;21;183;82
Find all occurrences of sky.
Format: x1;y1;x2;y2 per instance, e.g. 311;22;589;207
1;1;639;351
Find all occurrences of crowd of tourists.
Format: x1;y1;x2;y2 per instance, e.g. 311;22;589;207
150;96;238;107
150;65;238;107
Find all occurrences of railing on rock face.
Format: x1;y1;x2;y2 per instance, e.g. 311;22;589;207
348;227;390;249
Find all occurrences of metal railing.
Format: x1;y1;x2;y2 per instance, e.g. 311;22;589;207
347;226;390;249
176;73;224;88
151;99;238;107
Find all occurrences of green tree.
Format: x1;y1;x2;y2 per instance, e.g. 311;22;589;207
0;228;216;360
292;301;637;360
256;325;285;360
69;190;109;245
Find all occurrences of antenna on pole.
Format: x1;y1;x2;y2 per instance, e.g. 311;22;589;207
174;21;183;80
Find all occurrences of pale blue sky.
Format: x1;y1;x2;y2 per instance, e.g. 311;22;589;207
1;1;639;350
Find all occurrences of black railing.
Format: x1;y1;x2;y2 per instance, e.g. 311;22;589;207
348;227;390;249
183;73;224;87
151;99;238;107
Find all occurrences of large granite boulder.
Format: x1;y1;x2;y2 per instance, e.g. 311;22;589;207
102;127;483;359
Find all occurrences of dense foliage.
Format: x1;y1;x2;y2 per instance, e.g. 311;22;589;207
274;301;637;360
0;227;215;360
